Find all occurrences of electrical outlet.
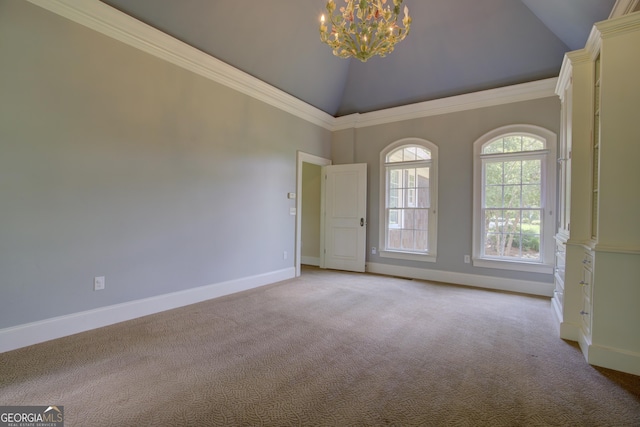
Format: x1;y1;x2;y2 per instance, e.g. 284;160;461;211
283;251;288;260
371;247;377;254
464;255;471;264
94;276;105;291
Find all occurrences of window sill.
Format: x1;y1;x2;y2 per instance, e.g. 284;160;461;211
380;250;436;263
472;257;553;274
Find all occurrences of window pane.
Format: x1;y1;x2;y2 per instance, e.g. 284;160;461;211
522;185;541;208
485;209;505;232
388;229;401;250
504;161;522;184
522;209;541;227
522;233;540;260
503;185;522;208
483;140;503;154
401;230;415;250
406;189;415;207
522;160;541;184
505;210;521;233
416;148;431;160
522;137;544;151
403;147;416;161
417;188;430;208
404;209;415;229
389;169;401;188
522;212;541;234
388;209;400;227
415;230;428;251
406;169;416;188
416;167;429;186
387;149;404;163
389;189;402;208
503;136;522;152
484;185;503;208
415;209;428;230
506;235;522;258
485;162;503;185
484;233;502;256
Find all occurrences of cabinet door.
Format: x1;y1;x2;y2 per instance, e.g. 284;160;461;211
558;83;572;236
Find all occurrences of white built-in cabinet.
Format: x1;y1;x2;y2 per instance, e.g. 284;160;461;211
553;11;640;376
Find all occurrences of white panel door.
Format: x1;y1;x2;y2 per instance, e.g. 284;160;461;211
323;164;367;273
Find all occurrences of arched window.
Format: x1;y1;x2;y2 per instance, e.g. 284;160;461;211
473;125;556;273
379;139;438;262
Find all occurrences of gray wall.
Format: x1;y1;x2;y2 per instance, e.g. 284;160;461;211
335;97;561;283
0;1;330;329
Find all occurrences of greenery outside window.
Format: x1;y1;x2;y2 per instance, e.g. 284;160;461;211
380;138;438;262
473;125;556;274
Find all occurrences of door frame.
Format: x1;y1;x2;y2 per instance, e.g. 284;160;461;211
295;151;331;277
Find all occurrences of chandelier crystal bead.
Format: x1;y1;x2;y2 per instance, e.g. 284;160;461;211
320;0;411;62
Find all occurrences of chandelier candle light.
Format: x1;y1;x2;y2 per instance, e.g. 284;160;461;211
320;0;411;62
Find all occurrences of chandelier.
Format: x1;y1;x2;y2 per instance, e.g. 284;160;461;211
320;0;411;62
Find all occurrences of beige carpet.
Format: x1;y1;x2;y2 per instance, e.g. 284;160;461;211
1;267;639;426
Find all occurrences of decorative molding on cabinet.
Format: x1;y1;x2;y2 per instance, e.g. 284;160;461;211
593;244;640;255
586;10;640;55
556;50;594;97
599;9;640;38
609;0;640;18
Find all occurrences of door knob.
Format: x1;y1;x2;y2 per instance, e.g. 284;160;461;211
360;218;365;227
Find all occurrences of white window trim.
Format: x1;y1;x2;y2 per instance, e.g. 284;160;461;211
472;125;556;274
379;138;438;263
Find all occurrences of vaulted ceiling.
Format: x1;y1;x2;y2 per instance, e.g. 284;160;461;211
99;0;616;117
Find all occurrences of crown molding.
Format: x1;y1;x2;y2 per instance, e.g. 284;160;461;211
597;9;640;39
555;55;574;97
610;0;640;18
556;47;597;96
331;78;558;131
26;0;559;133
584;10;640;56
25;0;336;130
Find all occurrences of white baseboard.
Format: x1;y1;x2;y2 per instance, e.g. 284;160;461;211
588;345;640;376
0;267;295;354
559;321;581;342
551;296;563;334
579;331;640;376
301;256;320;266
366;262;554;297
550;297;582;342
